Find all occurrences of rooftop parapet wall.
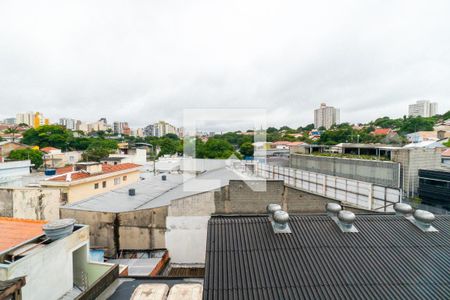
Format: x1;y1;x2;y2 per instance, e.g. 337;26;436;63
290;154;401;188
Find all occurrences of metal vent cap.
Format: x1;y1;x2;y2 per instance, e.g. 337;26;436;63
414;210;435;224
394;203;413;215
337;210;355;225
326;203;341;215
273;210;289;224
267;204;282;215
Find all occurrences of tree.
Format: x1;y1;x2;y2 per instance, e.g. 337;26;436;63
239;142;254;158
4;126;20;142
8;149;43;168
22;125;71;149
399;116;434;134
158;138;180;157
164;133;179;140
81;139;118;162
199;138;237;159
303;123;315;131
266;127;278;134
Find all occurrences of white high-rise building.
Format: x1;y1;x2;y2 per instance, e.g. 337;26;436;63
314;103;340;129
15;112;34;126
59;118;78;131
408;100;438;117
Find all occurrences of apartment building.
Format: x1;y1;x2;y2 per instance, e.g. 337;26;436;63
314;103;340;129
15;112;34;127
113;121;131;135
59;118;78;131
144;121;178;137
408;100;438;117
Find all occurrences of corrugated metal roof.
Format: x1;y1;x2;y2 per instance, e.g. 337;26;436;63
62;167;257;213
203;214;450;300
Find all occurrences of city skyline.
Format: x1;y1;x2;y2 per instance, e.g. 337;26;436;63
1;1;450;129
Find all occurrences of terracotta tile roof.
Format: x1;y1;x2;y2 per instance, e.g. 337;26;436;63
372;128;393;135
0;217;47;252
49;163;141;182
56;165;74;174
40;146;59;153
442;148;450;157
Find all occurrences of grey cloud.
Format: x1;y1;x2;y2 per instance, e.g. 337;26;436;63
1;0;449;130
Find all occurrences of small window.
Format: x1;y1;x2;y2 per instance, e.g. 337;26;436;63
114;178;121;185
94;183;99;189
123;175;127;181
102;181;107;188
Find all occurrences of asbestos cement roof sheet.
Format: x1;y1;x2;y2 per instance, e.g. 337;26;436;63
203;214;450;300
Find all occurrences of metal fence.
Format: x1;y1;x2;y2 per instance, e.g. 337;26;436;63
254;163;401;212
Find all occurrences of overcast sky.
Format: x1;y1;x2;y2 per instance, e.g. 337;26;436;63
1;0;450;131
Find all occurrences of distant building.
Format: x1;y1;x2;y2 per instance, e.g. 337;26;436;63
2;118;16;125
32;112;49;128
113;121;131;135
144;121;178;137
418;169;450;210
408;100;438;117
314;103;340;129
59;118;78;130
15;112;34;127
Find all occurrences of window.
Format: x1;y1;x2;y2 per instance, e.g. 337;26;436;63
94;183;99;189
102;181;107;188
114;178;121;185
123;175;127;181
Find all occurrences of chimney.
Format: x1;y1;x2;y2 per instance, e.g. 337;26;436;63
394;203;413;217
266;203;282;221
271;210;291;234
410;209;438;232
129;188;136;196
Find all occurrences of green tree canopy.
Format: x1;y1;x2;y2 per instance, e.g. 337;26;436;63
239;142;254;158
8;149;43;168
22;125;71;149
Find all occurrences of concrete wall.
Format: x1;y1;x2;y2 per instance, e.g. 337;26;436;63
0;226;90;300
290;154;401;188
119;206;168;251
391;148;442;198
165;216;210;264
61;206;168;257
60;209;116;257
225;180;284;213
0;187;62;221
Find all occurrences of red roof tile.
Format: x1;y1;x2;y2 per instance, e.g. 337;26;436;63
41;147;59;153
49;163;141;182
0;218;47;252
442;149;450;157
373;128;393;135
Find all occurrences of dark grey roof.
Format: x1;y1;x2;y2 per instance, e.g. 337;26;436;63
204;214;450;300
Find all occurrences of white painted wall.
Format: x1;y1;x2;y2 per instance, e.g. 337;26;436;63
165;216;210;264
0;227;90;300
0;160;31;183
